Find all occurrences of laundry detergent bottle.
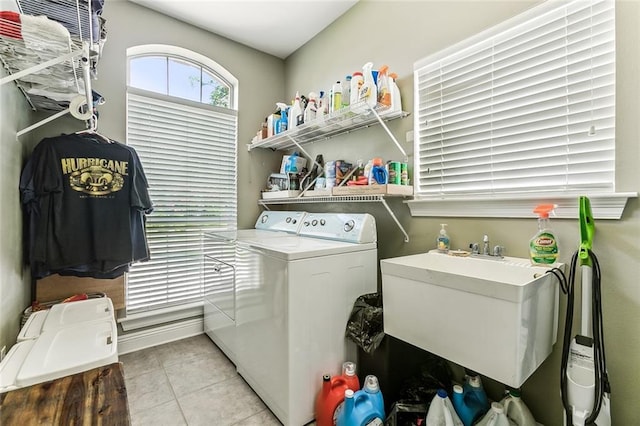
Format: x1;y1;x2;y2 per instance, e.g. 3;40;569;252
369;157;388;185
362;375;385;420
475;402;512;426
463;374;489;412
529;203;559;265
315;362;361;426
451;373;490;426
337;385;385;426
426;389;464;426
500;389;536;426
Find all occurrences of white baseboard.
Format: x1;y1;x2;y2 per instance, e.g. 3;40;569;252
117;317;204;355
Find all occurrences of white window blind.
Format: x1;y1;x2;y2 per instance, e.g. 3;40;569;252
126;89;237;314
413;0;615;200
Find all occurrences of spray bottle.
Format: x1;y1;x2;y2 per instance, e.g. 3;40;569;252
357;62;377;109
275;103;289;134
304;92;318;123
529;204;559;265
289;92;303;130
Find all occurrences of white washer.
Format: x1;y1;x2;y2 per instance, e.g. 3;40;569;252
232;213;378;426
203;211;307;364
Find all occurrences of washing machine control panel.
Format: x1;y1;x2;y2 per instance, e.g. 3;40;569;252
255;211;308;233
299;213;377;243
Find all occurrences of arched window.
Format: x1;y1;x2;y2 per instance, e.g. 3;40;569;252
125;45;238;316
128;45;235;108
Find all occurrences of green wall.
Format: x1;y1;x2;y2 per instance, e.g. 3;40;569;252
281;1;639;424
1;0;637;423
0;68;32;356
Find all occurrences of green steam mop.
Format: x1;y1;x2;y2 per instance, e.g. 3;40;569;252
561;196;611;425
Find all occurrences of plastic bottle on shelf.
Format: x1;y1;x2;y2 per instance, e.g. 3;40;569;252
425;389;464;426
331;81;342;113
357;62;378;110
350;72;364;106
500;389;536;426
363;159;374;184
317;90;328;121
304;92;318;123
289;91;303;130
342;76;351;108
377;65;391;108
369;157;388;185
387;72;402;114
275;102;288;134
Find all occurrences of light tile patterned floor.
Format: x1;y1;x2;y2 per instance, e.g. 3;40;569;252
120;334;292;426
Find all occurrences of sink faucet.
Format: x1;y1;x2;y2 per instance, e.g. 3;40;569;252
469;235;505;259
469;242;480;255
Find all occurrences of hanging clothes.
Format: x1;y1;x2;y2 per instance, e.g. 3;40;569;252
20;132;153;279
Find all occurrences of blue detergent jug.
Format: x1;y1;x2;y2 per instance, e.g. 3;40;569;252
337;375;385;426
452;374;490;426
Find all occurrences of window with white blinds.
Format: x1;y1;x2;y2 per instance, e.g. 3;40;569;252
412;0;618;216
126;89;237;314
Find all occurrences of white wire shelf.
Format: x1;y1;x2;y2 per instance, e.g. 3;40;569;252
0;0;103;129
248;102;409;151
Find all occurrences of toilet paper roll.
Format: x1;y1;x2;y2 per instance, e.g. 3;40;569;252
69;95;93;120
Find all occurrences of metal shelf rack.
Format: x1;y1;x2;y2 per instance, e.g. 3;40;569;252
251;102;412;242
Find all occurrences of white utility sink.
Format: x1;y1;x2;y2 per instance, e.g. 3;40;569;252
380;251;563;388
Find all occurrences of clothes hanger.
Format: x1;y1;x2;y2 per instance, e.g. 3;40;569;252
76;114;111;143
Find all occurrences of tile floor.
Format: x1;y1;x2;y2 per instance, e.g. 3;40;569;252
120;333;295;426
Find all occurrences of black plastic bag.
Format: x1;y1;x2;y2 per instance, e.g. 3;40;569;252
345;292;385;354
397;358;454;404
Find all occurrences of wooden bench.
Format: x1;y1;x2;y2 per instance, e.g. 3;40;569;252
0;362;130;425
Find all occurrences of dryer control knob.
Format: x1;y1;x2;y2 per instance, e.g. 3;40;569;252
344;220;355;232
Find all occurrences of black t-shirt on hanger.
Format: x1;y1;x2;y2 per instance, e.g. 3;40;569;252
24;133;152;274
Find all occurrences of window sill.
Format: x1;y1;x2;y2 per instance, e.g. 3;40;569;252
406;192;637;219
118;302;204;331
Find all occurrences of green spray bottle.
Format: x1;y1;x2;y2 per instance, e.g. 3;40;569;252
529;204;559;265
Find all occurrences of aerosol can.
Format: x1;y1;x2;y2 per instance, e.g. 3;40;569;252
561;196;611;426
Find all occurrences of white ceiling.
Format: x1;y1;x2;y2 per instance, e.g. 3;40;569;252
128;0;359;59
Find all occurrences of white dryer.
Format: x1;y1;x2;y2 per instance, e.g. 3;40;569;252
232;213;378;426
203;211;307;364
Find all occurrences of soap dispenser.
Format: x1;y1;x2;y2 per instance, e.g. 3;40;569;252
437;224;450;253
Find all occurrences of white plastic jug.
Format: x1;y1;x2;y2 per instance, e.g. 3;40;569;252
475;402;515;426
500;390;536;426
426;389;464;426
